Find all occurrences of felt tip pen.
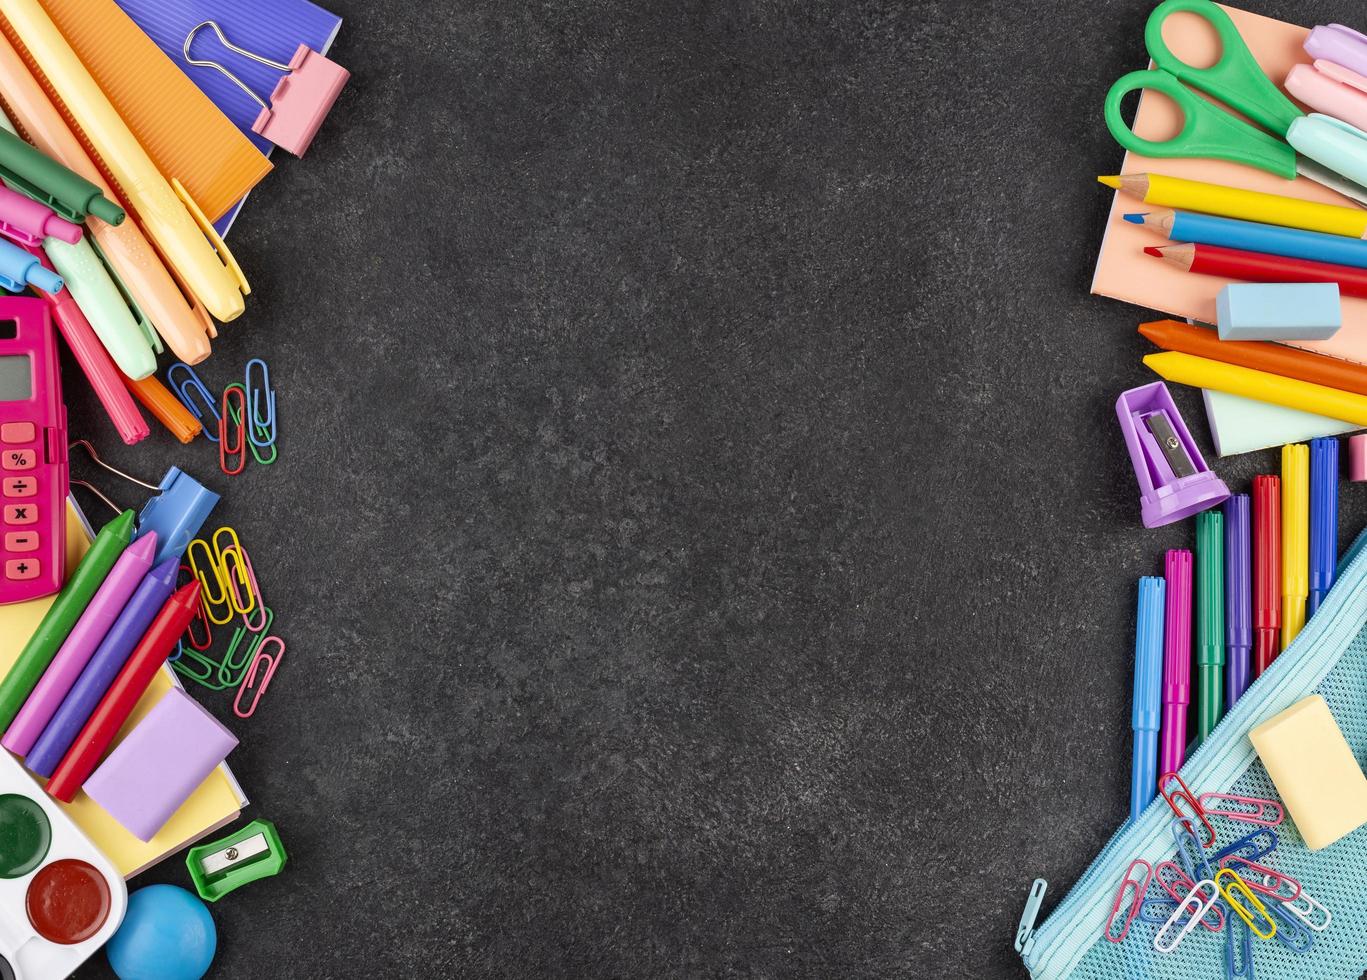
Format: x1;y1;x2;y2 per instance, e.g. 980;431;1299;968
0;511;135;732
24;556;179;778
0;125;122;225
27;248;148;446
1309;437;1339;617
0;235;60;293
0;183;80;246
47;579;202;802
1160;549;1193;778
1252;476;1281;676
1130;576;1165;822
1194;510;1224;746
1224;495;1252;707
1282;444;1310;651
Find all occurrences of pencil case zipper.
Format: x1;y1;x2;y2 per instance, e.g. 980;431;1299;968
1017;525;1367;977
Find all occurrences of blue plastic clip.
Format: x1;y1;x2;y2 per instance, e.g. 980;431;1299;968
167;362;221;444
135;467;221;566
1268;899;1314;954
1224;915;1254;978
1171;816;1215;883
245;357;276;448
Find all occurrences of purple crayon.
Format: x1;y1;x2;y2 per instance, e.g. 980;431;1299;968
3;533;157;756
1160;549;1193;779
25;557;179;778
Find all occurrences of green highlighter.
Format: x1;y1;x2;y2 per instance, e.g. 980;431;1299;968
1194;509;1225;746
0;127;123;225
0;510;135;731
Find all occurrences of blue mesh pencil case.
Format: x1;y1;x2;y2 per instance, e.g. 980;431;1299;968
1017;527;1367;980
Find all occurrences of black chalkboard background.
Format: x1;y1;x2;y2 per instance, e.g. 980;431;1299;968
62;1;1367;977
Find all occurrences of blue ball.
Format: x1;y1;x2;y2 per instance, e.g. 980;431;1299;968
106;885;217;980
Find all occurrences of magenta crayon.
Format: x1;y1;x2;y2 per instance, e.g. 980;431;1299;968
25;556;178;778
1160;549;1194;778
3;533;156;756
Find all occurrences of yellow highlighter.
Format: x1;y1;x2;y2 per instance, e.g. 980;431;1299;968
0;0;247;323
1100;173;1367;239
1281;444;1309;651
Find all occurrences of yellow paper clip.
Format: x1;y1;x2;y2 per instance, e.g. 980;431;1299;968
210;527;256;616
1216;868;1277;940
189;537;234;625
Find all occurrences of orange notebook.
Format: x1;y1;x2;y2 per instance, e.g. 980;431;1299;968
36;0;271;222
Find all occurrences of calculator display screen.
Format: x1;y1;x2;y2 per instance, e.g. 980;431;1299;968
0;355;31;401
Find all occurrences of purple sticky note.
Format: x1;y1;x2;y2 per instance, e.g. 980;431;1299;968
83;688;238;841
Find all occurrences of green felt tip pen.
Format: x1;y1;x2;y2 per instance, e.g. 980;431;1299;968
0;510;135;731
1194;509;1225;746
0;126;123;225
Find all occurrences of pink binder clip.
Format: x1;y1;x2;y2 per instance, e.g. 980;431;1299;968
184;21;349;157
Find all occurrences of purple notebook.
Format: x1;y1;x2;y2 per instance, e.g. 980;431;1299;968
113;0;343;233
84;688;238;842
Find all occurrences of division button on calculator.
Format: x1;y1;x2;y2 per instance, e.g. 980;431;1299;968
3;532;36;552
0;423;33;444
3;505;36;525
4;560;37;581
1;450;34;471
2;478;34;498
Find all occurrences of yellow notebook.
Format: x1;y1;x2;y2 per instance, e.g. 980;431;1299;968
2;503;245;877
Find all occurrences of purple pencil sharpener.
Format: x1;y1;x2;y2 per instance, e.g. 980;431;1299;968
1116;382;1229;528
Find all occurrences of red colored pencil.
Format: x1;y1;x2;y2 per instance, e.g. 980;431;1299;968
1252;476;1281;678
46;582;201;803
1147;242;1367;298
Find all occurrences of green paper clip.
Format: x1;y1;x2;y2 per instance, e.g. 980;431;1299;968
186;819;287;902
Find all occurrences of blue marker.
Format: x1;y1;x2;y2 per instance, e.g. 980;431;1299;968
1130;576;1165;822
0;236;60;293
1309;437;1339;616
1224;495;1252;707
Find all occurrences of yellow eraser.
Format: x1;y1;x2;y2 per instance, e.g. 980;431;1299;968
1249;695;1367;850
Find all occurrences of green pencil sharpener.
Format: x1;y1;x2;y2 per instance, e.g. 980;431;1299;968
186;819;287;902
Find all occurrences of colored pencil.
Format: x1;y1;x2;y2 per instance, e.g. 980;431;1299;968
1146;242;1367;299
1125;210;1367;270
1100;173;1367;238
1138;319;1367;398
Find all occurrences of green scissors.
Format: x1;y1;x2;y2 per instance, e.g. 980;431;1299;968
1104;0;1304;179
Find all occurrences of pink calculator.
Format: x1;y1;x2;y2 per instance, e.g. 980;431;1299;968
0;297;64;605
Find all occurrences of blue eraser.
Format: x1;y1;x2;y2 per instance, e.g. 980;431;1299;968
1216;283;1342;341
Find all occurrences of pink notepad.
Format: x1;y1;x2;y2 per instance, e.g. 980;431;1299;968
84;688;238;842
1093;4;1367;366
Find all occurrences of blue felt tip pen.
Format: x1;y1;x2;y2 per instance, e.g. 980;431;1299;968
1130;575;1165;822
1309;437;1339;616
0;234;59;293
1224;495;1252;707
1126;209;1367;270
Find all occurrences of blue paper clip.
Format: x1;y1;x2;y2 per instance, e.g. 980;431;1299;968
245;357;276;448
1139;898;1180;925
1224;915;1253;978
1214;828;1278;864
1171;816;1215;883
1268;899;1313;953
167;362;221;443
136;467;221;565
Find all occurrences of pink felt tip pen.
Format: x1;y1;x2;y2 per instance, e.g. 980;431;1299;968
1160;549;1193;778
0;183;81;246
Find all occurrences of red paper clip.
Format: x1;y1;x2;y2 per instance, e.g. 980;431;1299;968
181;564;213;651
1104;858;1152;943
1159;772;1216;847
1196;792;1284;828
1222;857;1301;901
219;386;246;475
1154;861;1224;932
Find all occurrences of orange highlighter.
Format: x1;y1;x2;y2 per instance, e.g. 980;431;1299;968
121;374;202;444
0;27;213;363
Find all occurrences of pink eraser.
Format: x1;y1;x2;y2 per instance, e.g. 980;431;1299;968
1350;434;1367;482
83;688;237;841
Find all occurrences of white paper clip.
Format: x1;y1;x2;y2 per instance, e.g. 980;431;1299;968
1271;877;1332;932
184;21;349;156
1154;880;1219;954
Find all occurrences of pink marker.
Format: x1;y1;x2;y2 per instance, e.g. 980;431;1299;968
0;184;81;246
1160;549;1194;779
3;532;156;756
